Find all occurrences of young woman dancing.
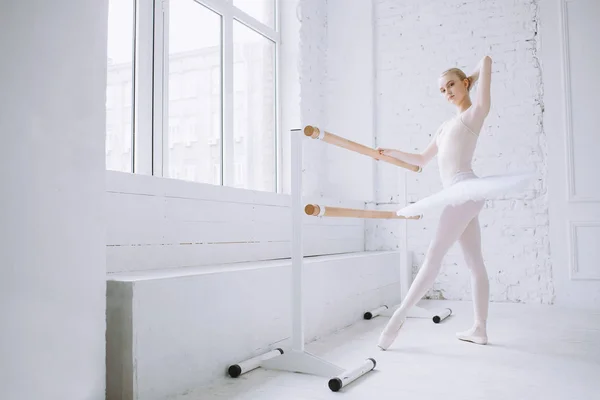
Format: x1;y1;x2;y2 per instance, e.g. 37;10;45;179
376;55;532;350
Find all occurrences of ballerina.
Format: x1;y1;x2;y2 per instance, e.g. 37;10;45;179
376;56;533;350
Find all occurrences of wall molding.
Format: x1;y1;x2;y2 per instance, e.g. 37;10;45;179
568;220;600;280
560;0;600;203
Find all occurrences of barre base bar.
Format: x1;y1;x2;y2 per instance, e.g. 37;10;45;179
305;204;422;220
328;358;377;392
304;125;422;173
432;308;452;323
364;304;448;320
363;305;388;320
228;348;284;378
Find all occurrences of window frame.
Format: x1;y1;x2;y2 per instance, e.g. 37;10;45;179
130;0;281;192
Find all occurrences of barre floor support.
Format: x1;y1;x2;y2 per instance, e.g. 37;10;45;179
361;304;436;320
260;129;376;392
228;348;284;378
304;125;422;173
305;204;422;220
328;358;377;392
363;303;437;320
364;306;388;320
432;308;453;323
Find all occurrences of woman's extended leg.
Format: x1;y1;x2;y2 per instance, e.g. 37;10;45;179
456;214;489;344
377;199;485;350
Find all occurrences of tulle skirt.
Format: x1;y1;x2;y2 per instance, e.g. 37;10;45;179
396;171;536;217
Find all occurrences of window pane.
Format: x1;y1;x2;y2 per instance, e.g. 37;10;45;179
106;0;135;173
233;0;276;29
233;22;276;192
168;0;222;185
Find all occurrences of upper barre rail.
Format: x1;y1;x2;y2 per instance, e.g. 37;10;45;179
303;125;422;173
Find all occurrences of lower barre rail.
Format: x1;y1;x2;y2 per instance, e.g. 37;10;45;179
305;204;421;220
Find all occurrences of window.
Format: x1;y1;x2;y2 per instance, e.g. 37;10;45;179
105;0;280;193
106;0;135;173
167;0;222;185
233;21;276;192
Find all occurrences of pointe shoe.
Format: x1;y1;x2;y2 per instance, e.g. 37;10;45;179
456;327;488;345
377;319;405;350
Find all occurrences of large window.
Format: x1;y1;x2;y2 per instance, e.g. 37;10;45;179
105;0;280;192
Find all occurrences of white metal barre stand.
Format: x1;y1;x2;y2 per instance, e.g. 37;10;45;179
261;129;376;391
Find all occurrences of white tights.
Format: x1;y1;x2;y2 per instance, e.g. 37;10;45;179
378;198;489;349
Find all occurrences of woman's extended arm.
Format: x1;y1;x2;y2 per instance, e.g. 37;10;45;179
377;125;442;167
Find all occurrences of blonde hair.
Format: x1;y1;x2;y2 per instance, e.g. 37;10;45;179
440;67;472;91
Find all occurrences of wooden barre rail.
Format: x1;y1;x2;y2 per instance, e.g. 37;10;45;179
305;204;422;220
304;125;422;173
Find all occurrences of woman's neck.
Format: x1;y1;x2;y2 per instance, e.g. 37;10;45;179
457;98;472;114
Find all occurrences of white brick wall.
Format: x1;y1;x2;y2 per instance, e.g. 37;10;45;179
298;0;378;205
299;0;329;198
298;0;377;203
373;0;554;304
324;0;375;203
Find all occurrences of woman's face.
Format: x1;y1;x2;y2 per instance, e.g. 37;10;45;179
439;72;469;105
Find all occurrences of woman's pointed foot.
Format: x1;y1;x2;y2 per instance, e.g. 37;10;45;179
377;319;405;350
456;322;488;345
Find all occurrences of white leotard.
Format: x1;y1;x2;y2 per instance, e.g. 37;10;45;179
436;115;480;187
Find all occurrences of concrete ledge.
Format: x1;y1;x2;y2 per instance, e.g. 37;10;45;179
106;251;401;400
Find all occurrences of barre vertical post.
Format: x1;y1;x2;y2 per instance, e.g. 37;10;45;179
291;128;304;352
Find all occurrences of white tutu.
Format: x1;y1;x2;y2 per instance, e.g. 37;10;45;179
396;171;536;217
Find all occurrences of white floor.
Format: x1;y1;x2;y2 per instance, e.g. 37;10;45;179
180;300;600;400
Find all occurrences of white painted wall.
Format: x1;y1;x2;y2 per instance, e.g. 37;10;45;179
106;171;365;273
0;1;107;399
106;251;401;399
372;0;553;304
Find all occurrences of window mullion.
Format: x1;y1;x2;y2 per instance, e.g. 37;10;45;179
194;0;228;15
196;0;279;43
223;5;234;187
134;0;155;175
275;0;281;193
231;7;279;42
153;0;168;177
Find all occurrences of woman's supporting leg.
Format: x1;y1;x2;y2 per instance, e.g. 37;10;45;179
378;200;485;350
456;213;489;344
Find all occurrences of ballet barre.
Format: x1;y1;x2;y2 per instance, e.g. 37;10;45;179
304;125;422;173
305;204;422;220
246;128;377;392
